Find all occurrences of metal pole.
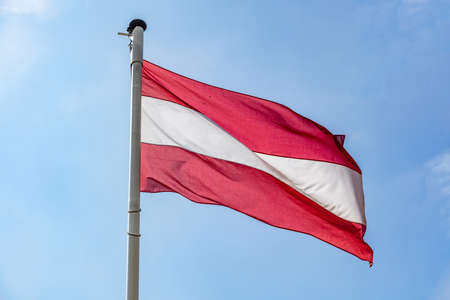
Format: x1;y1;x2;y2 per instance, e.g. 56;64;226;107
126;19;147;300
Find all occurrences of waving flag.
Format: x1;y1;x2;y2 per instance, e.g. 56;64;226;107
139;60;373;264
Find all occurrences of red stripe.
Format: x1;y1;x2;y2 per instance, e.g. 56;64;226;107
140;143;373;263
141;61;361;173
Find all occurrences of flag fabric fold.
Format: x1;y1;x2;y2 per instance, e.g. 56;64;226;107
139;60;373;264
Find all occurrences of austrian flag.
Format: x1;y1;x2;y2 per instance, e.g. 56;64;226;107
139;61;373;264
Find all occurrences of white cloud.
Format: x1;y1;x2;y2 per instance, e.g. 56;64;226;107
403;0;429;3
426;150;450;233
430;265;450;300
427;151;450;196
0;0;57;97
0;0;49;16
0;20;48;97
402;0;431;14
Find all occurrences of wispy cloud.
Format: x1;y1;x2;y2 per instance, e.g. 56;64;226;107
0;0;49;16
0;0;57;97
431;265;450;300
426;150;450;233
427;150;450;196
403;0;430;4
0;21;47;96
402;0;431;14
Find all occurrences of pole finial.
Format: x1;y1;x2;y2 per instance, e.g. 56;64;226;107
127;19;147;33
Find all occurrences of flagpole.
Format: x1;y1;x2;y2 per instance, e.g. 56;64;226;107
126;19;146;300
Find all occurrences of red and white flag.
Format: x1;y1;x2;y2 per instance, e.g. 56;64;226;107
139;61;373;264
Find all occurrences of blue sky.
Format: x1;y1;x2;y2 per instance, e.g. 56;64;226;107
1;0;450;299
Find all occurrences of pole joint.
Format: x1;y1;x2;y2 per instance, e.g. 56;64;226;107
127;232;142;238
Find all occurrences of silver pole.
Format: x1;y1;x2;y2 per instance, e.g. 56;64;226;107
126;19;146;300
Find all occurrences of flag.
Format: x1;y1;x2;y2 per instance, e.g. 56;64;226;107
139;60;373;264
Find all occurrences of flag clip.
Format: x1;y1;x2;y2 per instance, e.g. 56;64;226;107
130;59;142;67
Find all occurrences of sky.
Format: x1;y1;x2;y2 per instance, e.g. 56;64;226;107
0;0;450;299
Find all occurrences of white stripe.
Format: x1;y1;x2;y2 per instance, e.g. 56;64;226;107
141;96;366;224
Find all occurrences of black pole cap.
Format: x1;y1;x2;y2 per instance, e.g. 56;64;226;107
127;19;147;33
